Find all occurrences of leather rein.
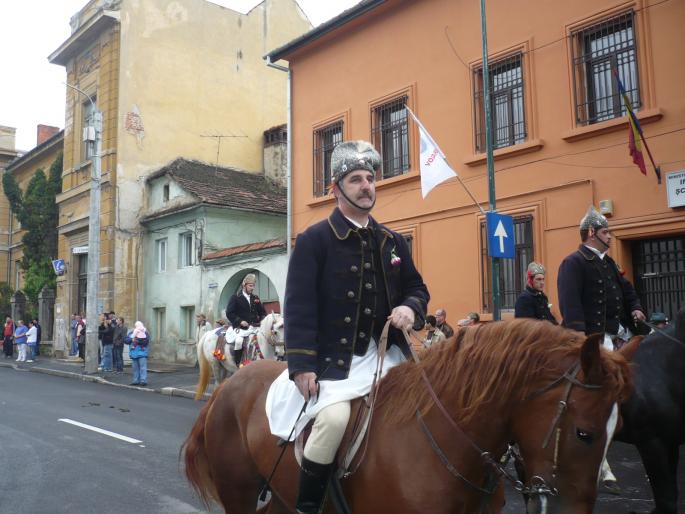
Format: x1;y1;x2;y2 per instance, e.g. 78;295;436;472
402;328;603;501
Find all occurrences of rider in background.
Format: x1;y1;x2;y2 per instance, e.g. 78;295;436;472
514;262;558;324
557;205;645;493
226;273;266;366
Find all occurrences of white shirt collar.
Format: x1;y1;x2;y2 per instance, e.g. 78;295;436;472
242;290;251;302
584;244;607;260
344;215;369;228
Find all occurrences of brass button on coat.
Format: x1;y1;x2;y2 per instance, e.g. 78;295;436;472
344;316;351;323
325;357;332;363
347;291;355;298
365;283;372;290
364;308;372;315
340;338;348;345
359;332;366;339
350;265;358;272
364;262;371;269
337;359;345;367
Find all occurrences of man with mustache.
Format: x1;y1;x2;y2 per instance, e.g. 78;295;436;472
266;140;429;514
557;205;645;492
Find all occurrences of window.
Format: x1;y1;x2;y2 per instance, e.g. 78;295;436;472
77;254;88;315
474;53;526;152
81;96;97;161
14;260;22;290
163;184;170;202
313;121;343;197
371;96;410;179
571;11;639;125
153;307;166;341
480;215;534;312
155;238;167;272
179;232;194;267
180;306;195;340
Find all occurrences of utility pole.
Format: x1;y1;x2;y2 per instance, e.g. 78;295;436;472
66;83;101;373
479;0;501;321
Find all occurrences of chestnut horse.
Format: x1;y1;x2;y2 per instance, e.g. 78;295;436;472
183;319;632;514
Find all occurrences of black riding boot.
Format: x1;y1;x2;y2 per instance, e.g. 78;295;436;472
233;349;243;367
296;457;333;514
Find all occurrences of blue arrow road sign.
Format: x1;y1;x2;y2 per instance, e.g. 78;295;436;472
486;212;515;259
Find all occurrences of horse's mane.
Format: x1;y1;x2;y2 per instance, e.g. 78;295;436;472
378;318;632;425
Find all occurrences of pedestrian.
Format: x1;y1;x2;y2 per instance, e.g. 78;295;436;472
423;315;446;348
265;140;429;514
457;312;480;328
26;320;38;363
514;262;558;323
70;313;79;356
128;321;149;386
3;317;14;358
435;308;454;338
76;316;86;361
14;320;28;362
32;318;41;361
196;313;209;345
99;316;114;372
557;205;646;493
112;316;128;373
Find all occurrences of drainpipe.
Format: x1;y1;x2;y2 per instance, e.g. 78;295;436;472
265;56;292;256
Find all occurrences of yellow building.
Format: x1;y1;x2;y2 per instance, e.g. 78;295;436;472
0;125;21;284
48;0;311;336
4;129;64;292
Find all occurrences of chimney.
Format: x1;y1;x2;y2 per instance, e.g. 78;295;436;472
37;125;60;146
263;125;287;188
0;125;17;151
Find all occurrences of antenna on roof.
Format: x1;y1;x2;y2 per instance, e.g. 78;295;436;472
200;132;248;174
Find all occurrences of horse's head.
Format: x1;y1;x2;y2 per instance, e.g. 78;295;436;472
511;332;633;514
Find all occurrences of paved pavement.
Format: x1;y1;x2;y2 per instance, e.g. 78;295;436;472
0;354;210;400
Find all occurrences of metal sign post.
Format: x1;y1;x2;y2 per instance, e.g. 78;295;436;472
479;0;501;320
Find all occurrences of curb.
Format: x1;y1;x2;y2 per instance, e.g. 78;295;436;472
0;361;202;399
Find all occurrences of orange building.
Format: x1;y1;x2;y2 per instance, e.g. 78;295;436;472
268;0;685;322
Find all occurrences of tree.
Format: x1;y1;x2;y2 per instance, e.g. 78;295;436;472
2;152;62;305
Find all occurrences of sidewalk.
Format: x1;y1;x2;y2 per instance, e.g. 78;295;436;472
0;355;213;400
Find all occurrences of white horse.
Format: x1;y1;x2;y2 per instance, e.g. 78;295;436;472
195;312;284;400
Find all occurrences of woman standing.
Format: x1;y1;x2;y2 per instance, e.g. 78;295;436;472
514;262;558;324
14;320;28;362
128;321;149;386
3;317;14;358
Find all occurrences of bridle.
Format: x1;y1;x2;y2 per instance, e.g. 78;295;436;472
405;328;604;506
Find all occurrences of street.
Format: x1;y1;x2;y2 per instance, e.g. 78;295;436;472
0;367;205;514
2;364;684;513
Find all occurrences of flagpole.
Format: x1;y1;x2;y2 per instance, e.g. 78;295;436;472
480;0;501;321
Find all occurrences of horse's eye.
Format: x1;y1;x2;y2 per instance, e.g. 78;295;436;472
576;428;594;444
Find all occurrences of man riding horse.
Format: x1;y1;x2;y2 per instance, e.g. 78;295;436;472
265;140;429;514
224;273;267;366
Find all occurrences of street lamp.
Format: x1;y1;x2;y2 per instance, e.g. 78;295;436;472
65;83;102;373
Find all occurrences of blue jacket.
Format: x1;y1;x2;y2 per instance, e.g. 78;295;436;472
285;208;429;380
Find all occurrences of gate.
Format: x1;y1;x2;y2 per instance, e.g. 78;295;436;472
632;235;685;320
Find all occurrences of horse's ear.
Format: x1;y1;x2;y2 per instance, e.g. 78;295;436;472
618;335;643;362
581;333;604;384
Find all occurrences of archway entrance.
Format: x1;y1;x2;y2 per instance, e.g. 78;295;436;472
218;269;281;320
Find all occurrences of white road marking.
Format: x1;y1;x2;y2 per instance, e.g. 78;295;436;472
58;418;143;444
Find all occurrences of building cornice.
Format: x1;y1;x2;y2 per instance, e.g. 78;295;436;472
5;131;64;173
49;9;120;66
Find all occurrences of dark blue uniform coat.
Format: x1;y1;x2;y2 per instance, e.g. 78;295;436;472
514;286;558;324
285;208;429;381
558;245;642;335
226;291;266;328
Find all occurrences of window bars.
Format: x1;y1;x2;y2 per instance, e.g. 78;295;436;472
313;121;343;197
481;215;534;312
371;96;410;179
474;53;526;153
572;10;640;125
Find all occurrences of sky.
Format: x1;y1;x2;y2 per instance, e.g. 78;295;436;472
0;0;360;152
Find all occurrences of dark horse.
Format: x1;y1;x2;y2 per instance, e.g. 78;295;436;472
614;307;685;514
183;319;632;514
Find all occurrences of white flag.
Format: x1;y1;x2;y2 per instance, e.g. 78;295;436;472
407;108;458;198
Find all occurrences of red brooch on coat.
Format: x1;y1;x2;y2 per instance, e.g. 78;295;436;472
390;247;401;267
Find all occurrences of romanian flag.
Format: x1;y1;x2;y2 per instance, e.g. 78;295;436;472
614;72;647;175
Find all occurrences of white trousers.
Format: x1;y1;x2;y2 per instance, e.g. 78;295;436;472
17;343;26;361
303;402;351;465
